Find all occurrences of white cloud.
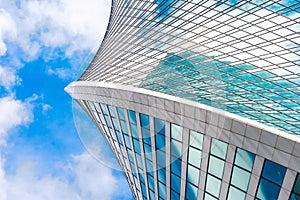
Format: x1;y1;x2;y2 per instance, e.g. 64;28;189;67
1;0;111;60
0;9;17;56
0;96;34;146
0;66;20;91
0;153;129;200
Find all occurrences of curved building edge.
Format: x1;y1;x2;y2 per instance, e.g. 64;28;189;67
66;81;300;200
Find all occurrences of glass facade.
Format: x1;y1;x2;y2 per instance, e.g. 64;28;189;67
205;139;228;199
79;0;300;136
79;100;299;200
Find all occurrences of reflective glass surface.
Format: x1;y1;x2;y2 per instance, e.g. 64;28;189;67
256;160;286;200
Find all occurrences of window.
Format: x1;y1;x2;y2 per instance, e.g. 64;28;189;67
256;160;286;200
228;148;255;200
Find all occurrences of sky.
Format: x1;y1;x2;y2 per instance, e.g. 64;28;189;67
0;0;133;199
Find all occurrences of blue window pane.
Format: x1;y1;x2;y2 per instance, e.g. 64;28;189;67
120;120;128;133
157;150;166;167
171;139;182;158
235;148;255;171
171;190;180;200
156;133;165;149
100;103;107;115
124;134;131;148
142;128;151;143
94;103;101;112
262;160;286;186
130;124;138;138
186;182;198;200
117;107;125;120
144;143;152;154
158;168;166;184
257;178;281;200
290;193;300;200
140;114;150;129
148;174;154;190
211;139;228;159
171;173;181;192
293;174;300;195
133;138;141;154
171;124;183;141
171;158;182;177
158;182;166;199
108;105;115;117
128;110;137;124
155;118;165;135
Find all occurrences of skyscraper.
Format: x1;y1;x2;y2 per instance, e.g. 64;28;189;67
66;0;300;199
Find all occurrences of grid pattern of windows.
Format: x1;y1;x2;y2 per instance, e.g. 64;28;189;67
128;110;148;200
81;100;297;200
256;160;287;200
140;114;155;200
228;148;255;200
170;124;183;200
290;173;300;200
185;130;204;200
154;118;167;200
205;138;228;199
79;0;300;135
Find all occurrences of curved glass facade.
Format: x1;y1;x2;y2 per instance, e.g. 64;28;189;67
80;0;300;135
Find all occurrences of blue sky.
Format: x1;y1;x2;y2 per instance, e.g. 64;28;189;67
0;0;133;199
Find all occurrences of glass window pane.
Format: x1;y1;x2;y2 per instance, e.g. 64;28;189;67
140;114;149;129
235;148;255;171
189;147;201;167
190;130;203;149
208;156;224;178
171;173;181;192
293;174;300;195
130;124;138;138
128;110;137;124
186;183;198;200
155;118;165;135
156;133;165;149
117;107;125;120
290;193;300;200
257;178;281;200
262;160;286;186
158;168;166;184
228;186;246;200
204;193;217;200
231;166;251;191
157;150;166;167
158;182;166;199
171;158;182;177
171;190;180;200
171;124;183;141
171;139;182;158
206;174;221;197
211;139;228;159
187;165;199;186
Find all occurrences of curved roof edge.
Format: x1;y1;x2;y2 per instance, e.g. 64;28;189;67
65;81;300;143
